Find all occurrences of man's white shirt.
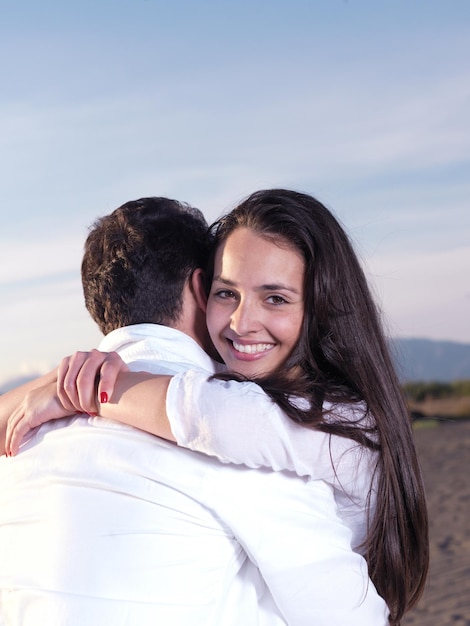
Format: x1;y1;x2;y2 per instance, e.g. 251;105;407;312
0;324;388;625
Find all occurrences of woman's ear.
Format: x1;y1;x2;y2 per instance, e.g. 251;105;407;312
190;268;208;313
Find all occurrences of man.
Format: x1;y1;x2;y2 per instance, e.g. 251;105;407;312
0;197;387;625
1;197;285;625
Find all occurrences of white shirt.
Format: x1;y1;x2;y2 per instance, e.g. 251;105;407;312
0;324;388;625
167;370;379;553
0;325;280;626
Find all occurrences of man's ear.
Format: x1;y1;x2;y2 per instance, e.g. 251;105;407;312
190;268;208;313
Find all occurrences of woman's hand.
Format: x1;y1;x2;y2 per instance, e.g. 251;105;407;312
58;350;174;441
5;350;175;454
6;382;74;456
5;350;131;456
57;349;130;415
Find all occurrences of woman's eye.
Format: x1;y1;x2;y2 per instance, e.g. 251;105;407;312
214;289;236;299
267;295;287;305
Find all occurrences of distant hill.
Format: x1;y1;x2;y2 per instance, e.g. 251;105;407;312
390;338;470;382
1;338;470;393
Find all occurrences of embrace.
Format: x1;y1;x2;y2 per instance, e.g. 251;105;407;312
0;189;428;625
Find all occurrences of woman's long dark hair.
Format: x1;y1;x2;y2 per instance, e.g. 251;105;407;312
209;189;428;625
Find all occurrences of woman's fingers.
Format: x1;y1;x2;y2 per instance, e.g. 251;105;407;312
58;350;101;414
5;349;130;456
6;407;35;457
6;382;70;456
57;349;129;415
57;352;85;412
5;405;24;455
74;350;106;414
95;352;130;405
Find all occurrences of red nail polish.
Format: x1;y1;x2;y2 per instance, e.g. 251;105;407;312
88;412;98;417
100;392;108;404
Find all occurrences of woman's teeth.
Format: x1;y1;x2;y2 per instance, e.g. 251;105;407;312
232;341;272;354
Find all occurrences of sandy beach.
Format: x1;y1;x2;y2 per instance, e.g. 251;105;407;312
403;419;470;625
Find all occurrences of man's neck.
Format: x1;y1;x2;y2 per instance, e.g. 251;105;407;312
172;318;220;363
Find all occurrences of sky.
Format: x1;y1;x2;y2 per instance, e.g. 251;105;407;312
0;0;469;389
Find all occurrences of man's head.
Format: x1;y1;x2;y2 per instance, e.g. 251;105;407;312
82;197;212;335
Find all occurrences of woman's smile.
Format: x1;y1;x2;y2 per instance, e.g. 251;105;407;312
231;340;275;355
226;339;276;361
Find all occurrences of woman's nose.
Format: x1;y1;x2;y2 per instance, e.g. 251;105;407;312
229;299;261;335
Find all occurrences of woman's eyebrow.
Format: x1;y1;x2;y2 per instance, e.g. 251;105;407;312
260;283;301;295
212;275;235;286
213;275;300;295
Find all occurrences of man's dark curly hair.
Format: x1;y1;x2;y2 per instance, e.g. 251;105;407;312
81;197;212;335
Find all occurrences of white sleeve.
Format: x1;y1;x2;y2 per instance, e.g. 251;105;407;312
166;370;377;490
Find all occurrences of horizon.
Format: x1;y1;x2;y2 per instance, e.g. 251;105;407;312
2;335;470;394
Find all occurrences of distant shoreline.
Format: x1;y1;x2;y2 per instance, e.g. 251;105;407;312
409;394;470;421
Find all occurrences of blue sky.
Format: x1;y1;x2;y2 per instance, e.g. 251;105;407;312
1;0;469;387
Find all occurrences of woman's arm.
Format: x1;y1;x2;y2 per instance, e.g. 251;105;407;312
6;351;374;506
84;370;174;440
166;370;372;483
6;365;175;456
56;349;174;442
7;352;306;470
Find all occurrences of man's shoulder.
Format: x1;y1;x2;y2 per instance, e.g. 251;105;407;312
100;324;216;373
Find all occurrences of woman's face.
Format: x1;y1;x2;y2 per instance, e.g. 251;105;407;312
206;227;305;378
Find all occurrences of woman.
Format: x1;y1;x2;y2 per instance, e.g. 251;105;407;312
6;188;429;625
